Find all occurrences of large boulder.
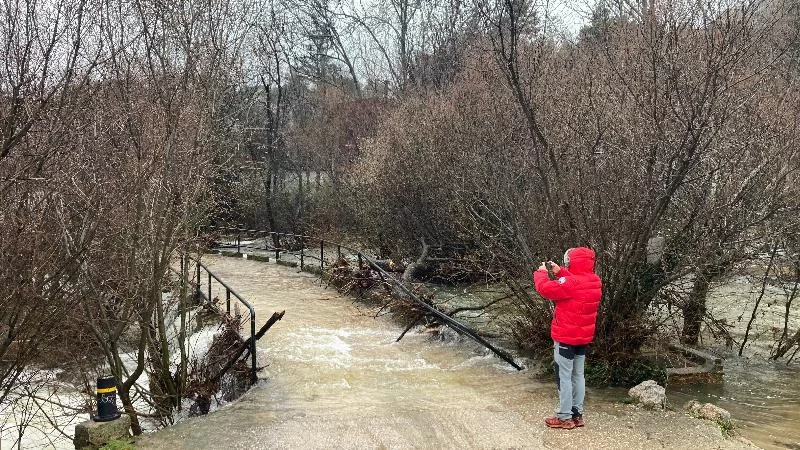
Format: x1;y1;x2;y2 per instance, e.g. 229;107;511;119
628;380;666;409
686;400;733;429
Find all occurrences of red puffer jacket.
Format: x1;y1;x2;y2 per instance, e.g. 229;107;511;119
533;247;602;345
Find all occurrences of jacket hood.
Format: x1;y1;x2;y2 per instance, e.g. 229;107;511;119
566;247;596;274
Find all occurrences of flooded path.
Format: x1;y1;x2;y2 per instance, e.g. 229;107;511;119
137;256;748;449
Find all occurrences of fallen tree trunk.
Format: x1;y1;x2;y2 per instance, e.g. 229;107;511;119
395;296;510;342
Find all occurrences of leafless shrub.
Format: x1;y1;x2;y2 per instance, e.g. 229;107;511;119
343;0;800;365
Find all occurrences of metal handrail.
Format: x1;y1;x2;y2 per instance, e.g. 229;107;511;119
204;226;523;371
186;254;258;384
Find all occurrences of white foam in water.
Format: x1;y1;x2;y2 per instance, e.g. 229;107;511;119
0;323;230;448
327;327;398;341
168;325;220;367
0;370;89;450
375;357;440;372
291;329;353;354
450;353;496;369
283;328;354;368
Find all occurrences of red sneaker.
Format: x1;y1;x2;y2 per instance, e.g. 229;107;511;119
573;416;584;427
545;417;576;429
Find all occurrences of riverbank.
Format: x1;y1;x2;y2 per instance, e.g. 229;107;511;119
135;256;753;449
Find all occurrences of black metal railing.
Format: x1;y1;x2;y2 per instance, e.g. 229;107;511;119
186;255;258;384
204;226;523;371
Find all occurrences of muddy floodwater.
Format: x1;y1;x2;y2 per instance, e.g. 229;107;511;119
670;358;800;450
137;256;748;449
670;277;800;450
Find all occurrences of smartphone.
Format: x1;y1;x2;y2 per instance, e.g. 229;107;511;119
545;261;556;280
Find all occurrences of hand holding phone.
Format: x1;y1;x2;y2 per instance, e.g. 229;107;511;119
545;261;555;280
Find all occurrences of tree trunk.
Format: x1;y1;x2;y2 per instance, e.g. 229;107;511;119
295;170;304;227
775;262;800;353
263;172;279;247
682;269;711;345
118;388;143;435
402;239;430;282
773;329;800;359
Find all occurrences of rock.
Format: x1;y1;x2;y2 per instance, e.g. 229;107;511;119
686;400;733;428
628;380;666;409
73;415;132;450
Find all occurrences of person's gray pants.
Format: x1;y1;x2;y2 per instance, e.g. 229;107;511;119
553;340;587;420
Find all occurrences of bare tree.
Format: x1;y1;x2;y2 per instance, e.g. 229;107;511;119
0;0;97;417
62;0;250;434
346;0;800;367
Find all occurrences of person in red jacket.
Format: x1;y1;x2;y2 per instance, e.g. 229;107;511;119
533;247;602;430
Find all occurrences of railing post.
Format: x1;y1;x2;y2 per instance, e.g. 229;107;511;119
237;235;241;254
300;236;305;269
250;314;257;384
337;244;341;259
320;240;325;270
358;252;363;268
195;262;201;299
275;233;280;261
226;289;231;314
208;272;212;303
